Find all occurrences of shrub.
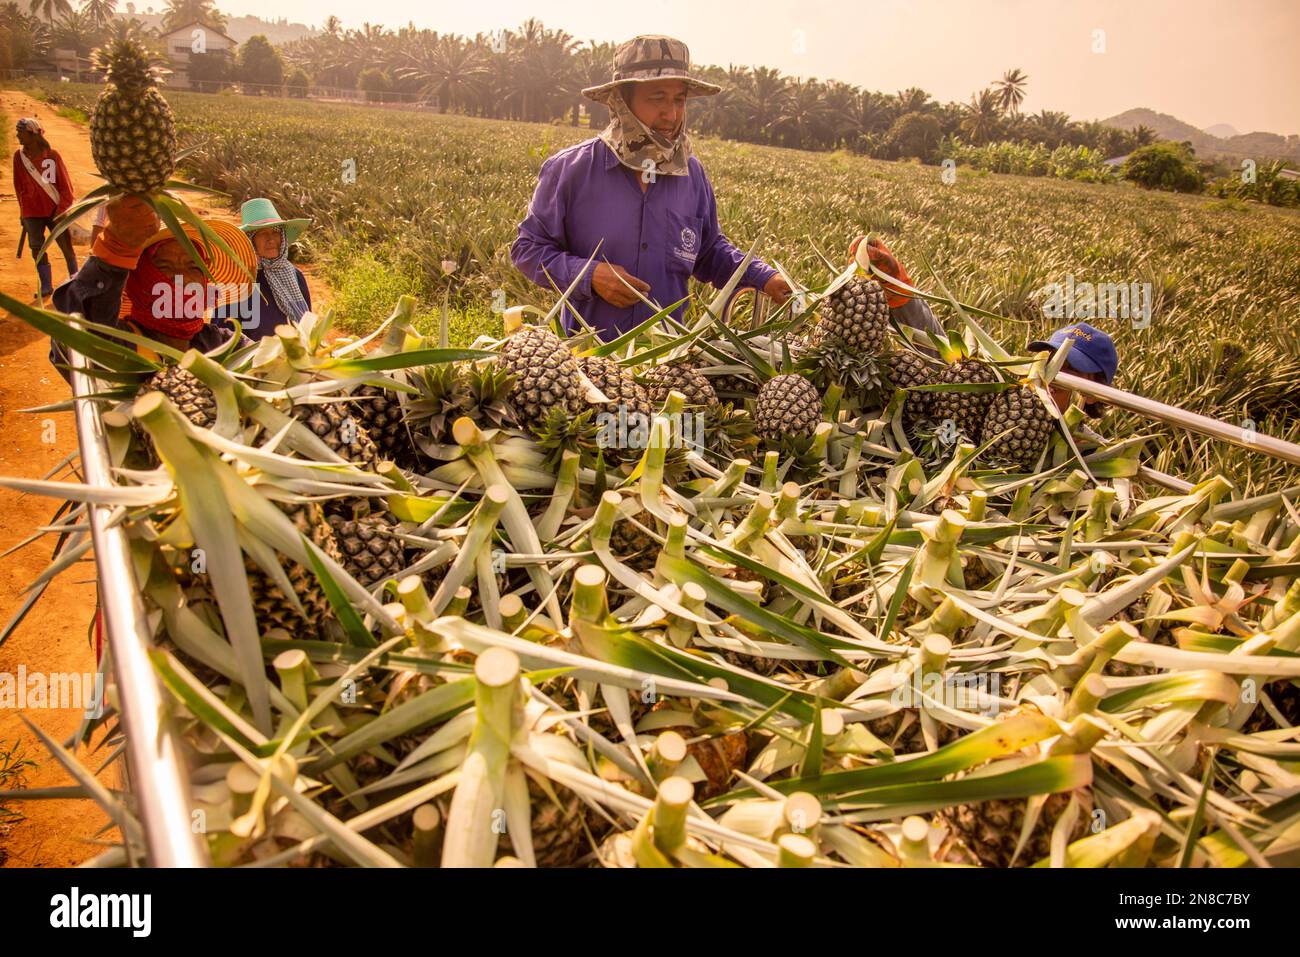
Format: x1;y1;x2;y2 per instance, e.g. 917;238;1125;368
1122;142;1203;193
286;68;310;98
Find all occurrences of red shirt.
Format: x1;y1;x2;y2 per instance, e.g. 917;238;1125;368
13;148;74;218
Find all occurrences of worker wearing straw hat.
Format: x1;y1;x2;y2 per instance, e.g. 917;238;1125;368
49;196;257;371
511;35;792;340
213;197;313;340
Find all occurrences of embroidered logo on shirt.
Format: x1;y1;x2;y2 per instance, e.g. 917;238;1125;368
679;227;697;253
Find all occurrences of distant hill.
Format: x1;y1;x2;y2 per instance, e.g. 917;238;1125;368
117;11;316;45
1101;107;1300;163
1204;123;1239;139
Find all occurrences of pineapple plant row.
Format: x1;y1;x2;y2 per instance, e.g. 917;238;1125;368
4;227;1300;871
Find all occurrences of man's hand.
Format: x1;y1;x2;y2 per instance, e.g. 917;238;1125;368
592;262;651;308
763;273;792;305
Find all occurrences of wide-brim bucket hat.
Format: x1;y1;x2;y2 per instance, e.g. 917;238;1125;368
239;197;311;247
582;35;721;103
119;219;258;316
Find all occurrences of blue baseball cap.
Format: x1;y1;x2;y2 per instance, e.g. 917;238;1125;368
1028;323;1119;384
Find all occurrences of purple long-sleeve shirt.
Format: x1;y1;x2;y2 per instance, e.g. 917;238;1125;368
511;137;778;339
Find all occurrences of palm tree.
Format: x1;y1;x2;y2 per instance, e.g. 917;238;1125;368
772;78;832;150
742;65;790;143
895;86;933;115
568;39;614;127
1030;109;1072;148
1131;124;1157;147
27;0;72;22
960;88;1003;144
994;68;1028;115
398;33;487;113
79;0;113;29
161;0;225;31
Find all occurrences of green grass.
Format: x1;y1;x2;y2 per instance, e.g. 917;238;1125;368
23;81;1300;491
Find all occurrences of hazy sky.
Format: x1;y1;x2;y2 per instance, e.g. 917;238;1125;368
198;0;1299;133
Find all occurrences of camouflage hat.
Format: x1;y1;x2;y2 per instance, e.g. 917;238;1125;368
582;35;721;102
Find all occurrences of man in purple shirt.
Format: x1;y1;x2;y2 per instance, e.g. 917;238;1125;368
511;35;792;340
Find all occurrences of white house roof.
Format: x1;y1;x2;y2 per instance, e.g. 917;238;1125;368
160;21;238;45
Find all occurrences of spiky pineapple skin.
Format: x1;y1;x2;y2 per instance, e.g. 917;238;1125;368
755;374;821;441
981;386;1056;470
352;384;423;470
144;365;216;429
292;402;381;470
497;326;585;431
642;363;719;410
577;354;652;419
328;513;405;588
822;278;891;354
931;358;998;442
885;349;938;425
940;788;1092;867
90;39;176;194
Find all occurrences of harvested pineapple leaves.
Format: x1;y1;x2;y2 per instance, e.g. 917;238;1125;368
8;248;1300;868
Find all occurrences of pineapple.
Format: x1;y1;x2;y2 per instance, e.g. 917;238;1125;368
500;775;608;867
142;365;216;430
1244;679;1300;732
406;361;514;449
328;513;406;588
939;788;1092;868
89;38;176;195
351;384;423;471
866;710;960;755
930;340;1000;443
884;349;939;427
608;508;659;572
496;326;586;431
292;402;381;471
754;374;822;442
821;277;891;355
576;354;653;419
642;362;719;410
183;503;342;637
981;385;1056;470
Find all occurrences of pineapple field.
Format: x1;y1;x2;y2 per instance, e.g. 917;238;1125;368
26;80;1300;491
3;64;1300;873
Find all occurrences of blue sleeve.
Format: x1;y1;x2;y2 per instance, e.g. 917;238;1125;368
690;164;777;292
510;154;595;301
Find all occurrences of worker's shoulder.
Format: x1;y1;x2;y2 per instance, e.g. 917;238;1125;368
541;136;608;171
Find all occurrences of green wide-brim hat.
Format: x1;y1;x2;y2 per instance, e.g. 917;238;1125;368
582;35;721;103
239;197;311;247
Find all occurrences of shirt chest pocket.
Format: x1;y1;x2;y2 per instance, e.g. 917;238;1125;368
665;211;704;275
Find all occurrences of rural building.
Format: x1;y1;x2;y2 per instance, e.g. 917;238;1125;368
160;21;238;88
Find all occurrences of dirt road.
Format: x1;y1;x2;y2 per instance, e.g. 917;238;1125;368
0;88;327;866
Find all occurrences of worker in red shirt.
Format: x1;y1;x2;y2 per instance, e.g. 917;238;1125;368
13;117;78;301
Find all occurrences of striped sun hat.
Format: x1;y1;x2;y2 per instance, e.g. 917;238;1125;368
118;220;257;317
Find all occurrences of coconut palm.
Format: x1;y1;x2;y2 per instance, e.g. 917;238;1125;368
27;0;71;22
1030;109;1073;148
568;39;615;127
895;86;934;115
994;68;1029;115
79;0;112;28
51;6;95;54
161;0;225;31
1132;124;1157;147
961;88;1004;144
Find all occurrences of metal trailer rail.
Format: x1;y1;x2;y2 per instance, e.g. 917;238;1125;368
70;344;209;867
1058;371;1300;470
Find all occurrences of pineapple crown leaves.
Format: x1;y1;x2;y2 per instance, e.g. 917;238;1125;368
94;37;169;88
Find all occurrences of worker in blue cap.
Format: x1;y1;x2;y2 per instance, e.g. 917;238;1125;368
1028;322;1119;418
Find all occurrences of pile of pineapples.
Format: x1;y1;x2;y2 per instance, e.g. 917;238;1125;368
8;261;1300;869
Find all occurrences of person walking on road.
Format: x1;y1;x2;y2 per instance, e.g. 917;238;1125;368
12;117;78;302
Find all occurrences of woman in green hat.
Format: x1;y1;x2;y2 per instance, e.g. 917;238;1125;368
213;197;313;339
